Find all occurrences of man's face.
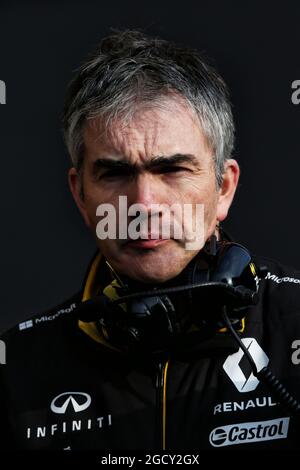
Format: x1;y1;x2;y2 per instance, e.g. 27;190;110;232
69;98;239;283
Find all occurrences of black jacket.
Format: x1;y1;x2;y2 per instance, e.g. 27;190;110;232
1;254;300;450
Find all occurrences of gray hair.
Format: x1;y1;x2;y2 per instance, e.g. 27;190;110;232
62;29;235;187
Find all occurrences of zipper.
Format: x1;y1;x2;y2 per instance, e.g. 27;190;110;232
155;360;169;450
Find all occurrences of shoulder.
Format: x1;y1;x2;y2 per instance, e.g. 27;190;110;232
254;254;300;280
0;292;82;345
254;254;300;290
253;254;300;317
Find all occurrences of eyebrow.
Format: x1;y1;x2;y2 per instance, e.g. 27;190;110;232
92;153;199;174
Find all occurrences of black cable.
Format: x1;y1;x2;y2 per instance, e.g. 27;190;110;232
76;281;247;323
112;282;240;305
221;306;258;375
221;306;300;418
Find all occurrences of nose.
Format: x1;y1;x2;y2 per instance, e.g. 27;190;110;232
127;172;161;209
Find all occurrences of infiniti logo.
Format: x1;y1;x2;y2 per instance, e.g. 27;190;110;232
50;392;91;414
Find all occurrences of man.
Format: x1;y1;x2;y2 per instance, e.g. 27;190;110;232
1;29;300;451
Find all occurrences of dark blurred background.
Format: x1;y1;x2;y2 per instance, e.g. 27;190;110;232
1;0;300;331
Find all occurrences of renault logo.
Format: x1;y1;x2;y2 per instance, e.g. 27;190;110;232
223;338;269;392
50;392;91;414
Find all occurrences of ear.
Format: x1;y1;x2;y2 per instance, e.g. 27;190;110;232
68;167;92;228
216;159;240;222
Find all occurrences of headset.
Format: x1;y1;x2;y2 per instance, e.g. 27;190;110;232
76;238;260;354
76;236;300;419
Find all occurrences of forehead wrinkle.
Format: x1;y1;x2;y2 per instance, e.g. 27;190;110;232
106;121;159;165
84;100;214;170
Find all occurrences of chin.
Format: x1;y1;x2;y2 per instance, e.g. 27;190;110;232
118;251;194;284
102;240;198;284
125;268;177;284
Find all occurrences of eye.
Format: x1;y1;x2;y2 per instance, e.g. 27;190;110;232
159;166;189;174
100;168;131;180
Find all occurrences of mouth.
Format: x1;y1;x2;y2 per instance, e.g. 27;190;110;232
124;238;170;249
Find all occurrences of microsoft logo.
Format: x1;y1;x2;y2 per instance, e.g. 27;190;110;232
19;320;33;331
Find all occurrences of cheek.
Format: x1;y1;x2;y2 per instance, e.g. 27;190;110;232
84;189;128;236
204;188;218;218
187;183;218;229
183;178;217;208
83;182;116;220
84;194;99;221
